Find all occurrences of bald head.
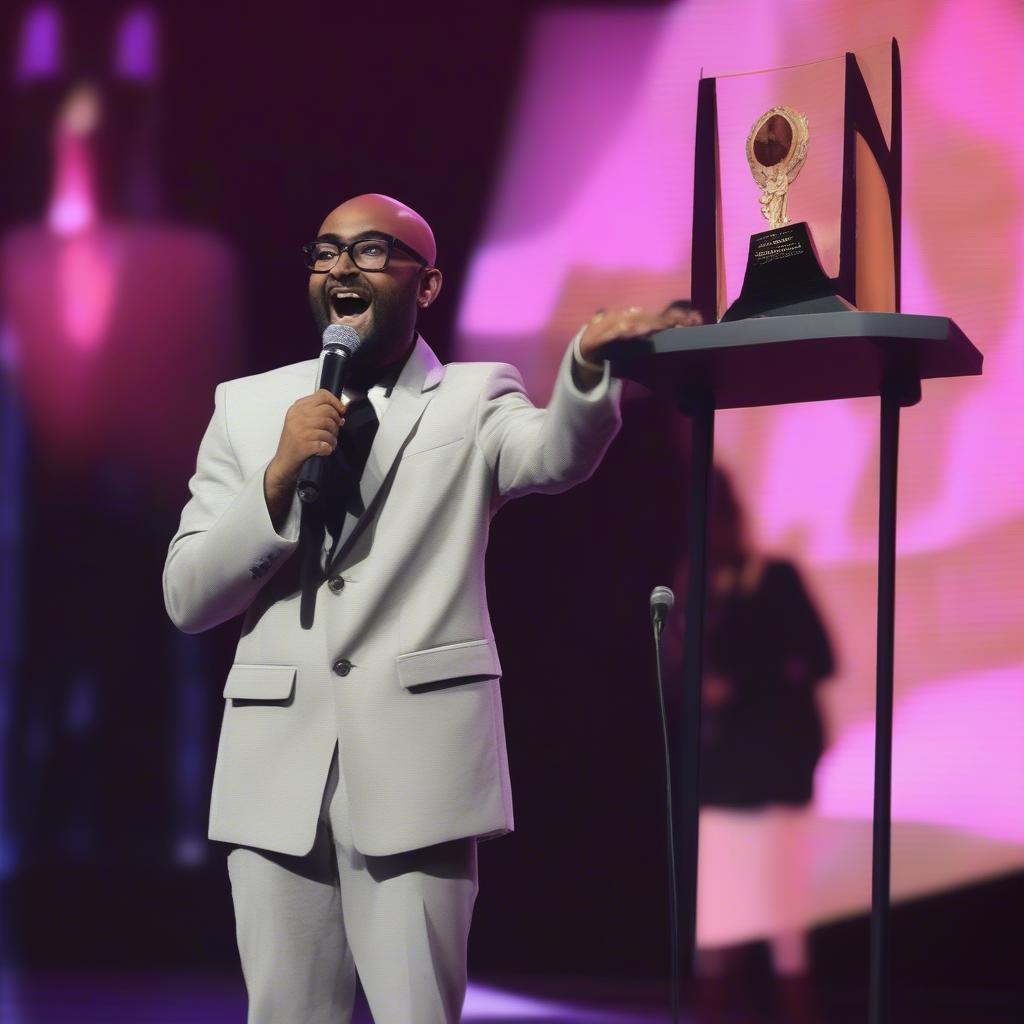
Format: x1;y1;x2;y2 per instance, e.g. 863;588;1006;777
317;193;436;266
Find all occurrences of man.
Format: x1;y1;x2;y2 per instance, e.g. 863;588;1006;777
164;194;699;1023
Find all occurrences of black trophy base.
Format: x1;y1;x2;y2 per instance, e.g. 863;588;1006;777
721;221;853;322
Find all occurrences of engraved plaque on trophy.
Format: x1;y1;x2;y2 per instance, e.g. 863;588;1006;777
721;106;853;322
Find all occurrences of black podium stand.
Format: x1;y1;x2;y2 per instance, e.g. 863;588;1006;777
609;311;982;1024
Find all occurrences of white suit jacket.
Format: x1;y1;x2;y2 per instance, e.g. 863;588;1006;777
164;336;622;857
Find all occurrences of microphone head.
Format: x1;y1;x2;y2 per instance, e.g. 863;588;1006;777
322;323;362;355
650;585;675;613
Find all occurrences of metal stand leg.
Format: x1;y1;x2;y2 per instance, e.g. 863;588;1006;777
680;395;714;975
869;381;909;1024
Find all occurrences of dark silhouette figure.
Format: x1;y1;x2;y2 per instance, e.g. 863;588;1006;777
667;467;835;1024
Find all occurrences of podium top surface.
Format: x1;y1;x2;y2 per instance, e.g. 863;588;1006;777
607;312;982;410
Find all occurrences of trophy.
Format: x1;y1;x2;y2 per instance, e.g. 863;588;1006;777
721;105;853;321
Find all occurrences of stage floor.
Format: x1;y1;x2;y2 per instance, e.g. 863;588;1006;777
1;969;1020;1023
3;971;666;1024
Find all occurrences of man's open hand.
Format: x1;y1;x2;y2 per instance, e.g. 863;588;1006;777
578;304;703;366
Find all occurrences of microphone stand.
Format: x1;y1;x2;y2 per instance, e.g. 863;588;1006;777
651;599;680;1024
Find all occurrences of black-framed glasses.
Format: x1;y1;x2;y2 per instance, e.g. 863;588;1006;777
302;235;429;273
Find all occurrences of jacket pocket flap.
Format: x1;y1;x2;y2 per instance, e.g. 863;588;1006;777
396;640;501;690
223;664;297;700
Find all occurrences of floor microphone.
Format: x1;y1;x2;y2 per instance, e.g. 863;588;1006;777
297;324;362;503
649;582;680;1024
650;585;675;631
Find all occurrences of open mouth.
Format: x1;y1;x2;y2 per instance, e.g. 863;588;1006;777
328;290;371;322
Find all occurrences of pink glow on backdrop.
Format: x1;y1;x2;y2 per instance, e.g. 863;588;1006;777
457;7;685;341
45;91;119;354
817;666;1024;844
456;0;1024;917
55;236;121;353
3;223;239;495
3;70;238;494
48;132;98;237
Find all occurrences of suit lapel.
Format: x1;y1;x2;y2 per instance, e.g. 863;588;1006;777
327;336;443;568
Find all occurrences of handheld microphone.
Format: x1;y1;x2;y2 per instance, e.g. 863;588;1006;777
650;585;675;628
297;324;363;503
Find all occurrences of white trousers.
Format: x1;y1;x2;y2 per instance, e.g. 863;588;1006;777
227;752;478;1024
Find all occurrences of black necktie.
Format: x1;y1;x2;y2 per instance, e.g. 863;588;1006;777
299;397;380;628
322;397;380;548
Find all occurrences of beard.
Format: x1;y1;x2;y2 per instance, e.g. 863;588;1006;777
308;275;419;385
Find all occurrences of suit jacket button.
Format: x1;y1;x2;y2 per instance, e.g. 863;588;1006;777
328;575;345;593
332;658;352;677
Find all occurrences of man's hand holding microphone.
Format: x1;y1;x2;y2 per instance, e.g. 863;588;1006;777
264;390;348;530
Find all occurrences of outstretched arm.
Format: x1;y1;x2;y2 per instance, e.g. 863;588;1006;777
476;305;701;503
475;337;621;503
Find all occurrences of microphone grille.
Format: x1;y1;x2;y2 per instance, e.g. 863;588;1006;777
322;323;362;355
650;586;675;612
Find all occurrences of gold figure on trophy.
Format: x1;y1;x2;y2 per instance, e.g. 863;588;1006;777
746;106;809;230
